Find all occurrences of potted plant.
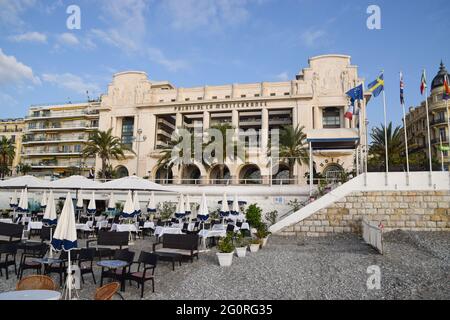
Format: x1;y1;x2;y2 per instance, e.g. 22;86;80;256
256;223;270;248
216;233;235;267
249;238;261;253
234;233;249;258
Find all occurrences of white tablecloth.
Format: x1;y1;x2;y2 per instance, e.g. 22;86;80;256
0;219;13;224
27;222;43;231
111;224;138;233
143;222;155;229
96;220;109;230
76;222;93;232
238;223;250;231
198;229;227;238
154;226;183;238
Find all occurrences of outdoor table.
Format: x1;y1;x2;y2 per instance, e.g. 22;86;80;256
97;260;129;291
27;221;43;231
153;252;182;271
96;220;109;230
111;224;138;233
0;219;13;224
0;290;61;300
33;258;64;275
143;222;155;229
198;229;227;238
154;226;183;238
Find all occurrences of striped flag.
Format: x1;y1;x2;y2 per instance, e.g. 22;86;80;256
443;74;450;100
420;70;427;95
345;104;354;121
400;72;405;105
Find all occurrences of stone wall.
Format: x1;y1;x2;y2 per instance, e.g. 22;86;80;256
279;191;450;237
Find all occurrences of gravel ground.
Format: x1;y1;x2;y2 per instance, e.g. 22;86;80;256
0;230;448;300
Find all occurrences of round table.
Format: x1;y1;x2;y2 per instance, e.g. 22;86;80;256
97;260;130;291
0;290;61;300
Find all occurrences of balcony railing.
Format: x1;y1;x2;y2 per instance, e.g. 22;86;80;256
27;123;98;131
22;136;87;144
26;110;99;120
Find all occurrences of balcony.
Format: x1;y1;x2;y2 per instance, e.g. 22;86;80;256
22;136;88;145
27;123;98;132
25;159;95;169
430;118;448;126
26;110;99;120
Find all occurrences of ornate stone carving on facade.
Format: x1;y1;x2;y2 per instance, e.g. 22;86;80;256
340;70;352;93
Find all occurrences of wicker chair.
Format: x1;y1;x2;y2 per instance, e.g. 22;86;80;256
94;282;120;300
16;275;56;291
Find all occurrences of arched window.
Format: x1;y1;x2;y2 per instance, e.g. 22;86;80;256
182;164;201;184
239;164;261;185
155;166;173;184
115;166;129;178
209;165;231;185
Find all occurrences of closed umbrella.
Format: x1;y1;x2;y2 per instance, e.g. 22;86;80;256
147;191;156;213
231;194;240;215
220;193;230;218
107;192;116;211
51;192;77;300
40;190;48;209
133;191;141;216
185;195;192;215
18;188;29;213
121;190;135;218
197;193;209;222
87;192;96;215
76;191;84;209
175;194;185;219
43;191;57;258
9;190;18;208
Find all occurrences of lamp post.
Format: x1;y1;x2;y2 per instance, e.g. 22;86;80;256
134;129;147;177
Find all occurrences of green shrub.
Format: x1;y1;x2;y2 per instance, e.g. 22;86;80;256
235;232;250;248
265;210;278;226
245;204;262;227
217;233;235;253
256;223;270;239
157;201;176;221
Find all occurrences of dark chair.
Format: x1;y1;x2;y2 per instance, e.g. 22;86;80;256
127;251;158;298
79;217;88;224
156;220;164;227
226;224;235;233
0;243;18;279
100;249;135;291
181;223;189;234
17;243;48;279
86;231;129;260
78;248;96;284
45;250;78;287
236;221;243;228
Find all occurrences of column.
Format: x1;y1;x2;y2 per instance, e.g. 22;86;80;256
175;113;183;129
309;142;313;197
261;108;269;157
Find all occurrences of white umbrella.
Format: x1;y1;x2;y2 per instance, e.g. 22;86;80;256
51;192;77;300
76;191;84;209
49;175;103;190
147;191;156;213
40;190;48;209
43;191;57;258
9;190;18;208
18;188;29;213
231;194;240;215
185;194;192;215
122;190;135;218
175;194;185;219
133;191;141;215
220;193;230;218
1;175;47;189
107;192;116;211
87;191;96;215
102;176;168;191
198;193;209;222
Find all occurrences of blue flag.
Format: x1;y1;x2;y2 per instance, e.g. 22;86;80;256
368;73;384;97
346;84;364;101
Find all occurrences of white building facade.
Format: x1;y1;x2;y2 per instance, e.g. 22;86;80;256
98;54;368;186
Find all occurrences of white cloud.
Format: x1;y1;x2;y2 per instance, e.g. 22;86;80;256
147;48;189;72
162;0;263;31
0;92;18;107
8;32;47;43
0;48;40;86
301;29;327;47
57;33;80;46
0;0;37;27
42;73;101;95
275;72;289;81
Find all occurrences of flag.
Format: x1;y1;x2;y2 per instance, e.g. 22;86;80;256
420;70;427;95
346;84;364;101
345;104;354;121
443;74;450;100
368;73;384;97
400;72;405;105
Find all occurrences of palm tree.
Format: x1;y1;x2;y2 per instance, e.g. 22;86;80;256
17;163;32;176
0;137;15;179
368;122;403;171
203;123;235;181
271;125;309;180
82;129;131;178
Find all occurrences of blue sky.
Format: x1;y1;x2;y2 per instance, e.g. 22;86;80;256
0;0;449;131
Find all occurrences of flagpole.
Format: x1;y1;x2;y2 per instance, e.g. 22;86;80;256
362;81;368;187
382;86;389;186
440;134;444;171
400;72;410;185
423;69;433;186
446;97;450;187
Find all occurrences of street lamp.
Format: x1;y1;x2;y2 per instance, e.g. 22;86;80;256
134;129;147;177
